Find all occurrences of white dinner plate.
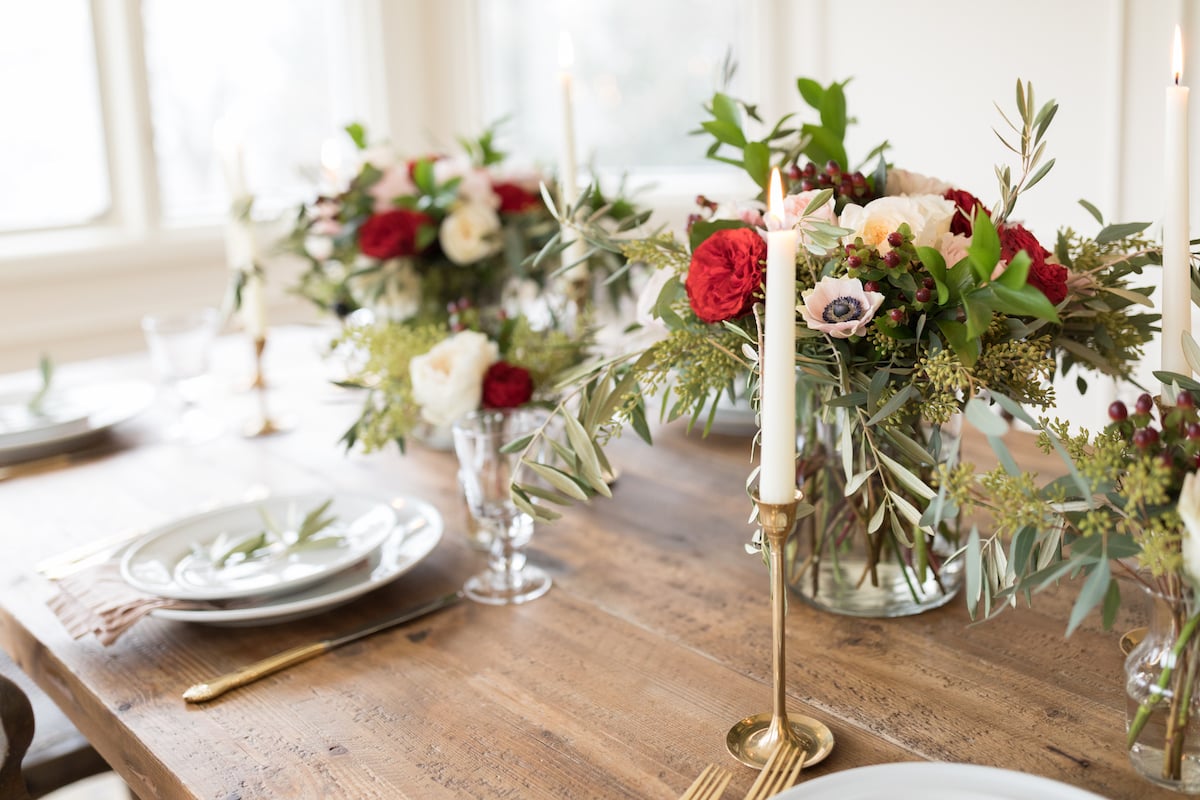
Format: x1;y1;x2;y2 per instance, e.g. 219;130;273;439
0;380;154;464
121;493;401;601
149;495;443;625
772;762;1109;800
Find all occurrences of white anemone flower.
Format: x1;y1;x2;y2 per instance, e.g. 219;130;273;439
798;276;886;339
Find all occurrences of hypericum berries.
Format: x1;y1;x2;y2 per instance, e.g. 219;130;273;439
1179;391;1196;408
883;251;901;268
1108;401;1128;421
1136;393;1154;414
915;288;932;303
887;231;904;248
888;308;905;323
1133;428;1159;449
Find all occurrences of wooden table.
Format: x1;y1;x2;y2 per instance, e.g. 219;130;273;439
0;326;1172;799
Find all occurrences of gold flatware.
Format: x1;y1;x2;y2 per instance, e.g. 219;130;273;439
183;590;463;703
678;763;732;800
741;740;804;800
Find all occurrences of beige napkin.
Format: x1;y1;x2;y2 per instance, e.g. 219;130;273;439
48;562;213;646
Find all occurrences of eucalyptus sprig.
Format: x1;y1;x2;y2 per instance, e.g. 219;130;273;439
208;498;340;568
992;79;1058;225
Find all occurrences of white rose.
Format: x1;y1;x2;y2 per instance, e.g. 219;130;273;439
439;203;503;265
372;260;422;322
305;235;334;262
409;330;499;427
885;168;952;197
1180;471;1200;586
840;194;956;253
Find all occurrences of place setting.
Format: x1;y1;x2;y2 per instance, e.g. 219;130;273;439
42;491;443;645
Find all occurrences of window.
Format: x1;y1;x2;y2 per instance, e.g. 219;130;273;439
142;0;359;224
477;0;753;175
0;2;109;232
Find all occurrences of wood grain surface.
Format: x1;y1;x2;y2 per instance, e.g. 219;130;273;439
0;327;1171;799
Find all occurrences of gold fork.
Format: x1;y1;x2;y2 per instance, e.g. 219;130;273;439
678;763;733;800
741;741;805;800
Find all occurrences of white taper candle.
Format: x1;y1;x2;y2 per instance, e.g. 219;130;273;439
760;168;798;504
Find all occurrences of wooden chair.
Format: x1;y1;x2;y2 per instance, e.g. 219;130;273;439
0;653;118;799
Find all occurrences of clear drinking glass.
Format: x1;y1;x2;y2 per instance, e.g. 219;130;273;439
141;308;221;442
452;408;550;605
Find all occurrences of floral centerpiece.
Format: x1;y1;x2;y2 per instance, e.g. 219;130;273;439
962;382;1200;791
507;77;1158;617
290;123;646;454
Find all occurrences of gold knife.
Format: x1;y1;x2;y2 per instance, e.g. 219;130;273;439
183;590;464;703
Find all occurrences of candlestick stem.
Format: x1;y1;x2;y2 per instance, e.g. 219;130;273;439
244;334;285;438
726;488;834;768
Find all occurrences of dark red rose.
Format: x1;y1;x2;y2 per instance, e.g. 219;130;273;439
481;362;534;409
943;188;990;236
999;223;1068;305
685;227;767;324
358;209;432;259
493;182;541;214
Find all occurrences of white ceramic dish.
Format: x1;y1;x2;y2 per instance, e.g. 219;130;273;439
121;493;401;601
0;380;154;464
771;762;1109;800
149;495;443;625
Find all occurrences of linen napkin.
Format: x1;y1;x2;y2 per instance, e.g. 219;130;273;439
47;562;213;646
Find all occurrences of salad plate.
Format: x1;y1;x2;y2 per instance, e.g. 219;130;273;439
149;496;443;625
121;493;400;601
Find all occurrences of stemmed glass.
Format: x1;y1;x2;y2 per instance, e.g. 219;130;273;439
141;308;221;443
452;408;551;605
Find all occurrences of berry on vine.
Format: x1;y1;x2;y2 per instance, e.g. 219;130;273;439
1135;393;1154;414
1133;428;1159;449
887;232;904;248
863;280;880;293
847;255;863;268
883;251;901;268
888;308;905;323
1108;401;1128;422
915;288;931;303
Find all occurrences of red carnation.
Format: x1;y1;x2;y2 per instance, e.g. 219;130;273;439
481;362;534;409
493;182;541;214
998;223;1068;305
943;188;990;236
358;209;432;259
685;227;767;324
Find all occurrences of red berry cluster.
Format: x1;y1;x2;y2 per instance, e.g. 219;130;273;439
1107;391;1200;473
787;160;874;207
842;229;939;329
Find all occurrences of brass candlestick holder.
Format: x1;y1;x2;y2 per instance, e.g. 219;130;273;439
726;488;835;768
243;335;287;438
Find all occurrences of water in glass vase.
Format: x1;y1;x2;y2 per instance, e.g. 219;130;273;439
785;413;964;618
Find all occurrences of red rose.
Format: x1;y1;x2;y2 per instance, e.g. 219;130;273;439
493;182;541;214
481;361;534;409
998;223;1068;305
358;209;432;259
685;227;767;324
943;188;990;236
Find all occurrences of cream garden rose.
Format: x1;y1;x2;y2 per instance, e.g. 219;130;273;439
885;168;953;197
409;330;499;427
439;203;503;265
839;194;956;254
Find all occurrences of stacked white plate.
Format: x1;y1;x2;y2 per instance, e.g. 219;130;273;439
772;763;1109;799
0;380;154;464
119;492;444;625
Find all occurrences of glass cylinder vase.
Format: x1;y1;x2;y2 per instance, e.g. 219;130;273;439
785;411;964;617
1125;581;1200;792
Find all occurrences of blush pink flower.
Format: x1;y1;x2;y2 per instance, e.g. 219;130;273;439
799;276;885;339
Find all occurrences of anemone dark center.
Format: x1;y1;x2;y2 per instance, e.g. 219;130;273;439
822;296;864;323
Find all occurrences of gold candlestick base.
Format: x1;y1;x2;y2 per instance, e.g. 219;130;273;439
727;488;835;768
726;712;834;768
242;334;292;438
